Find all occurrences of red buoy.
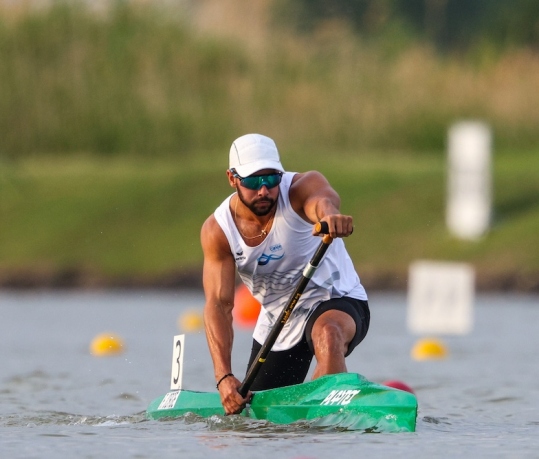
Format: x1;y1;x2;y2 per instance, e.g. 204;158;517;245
382;380;415;394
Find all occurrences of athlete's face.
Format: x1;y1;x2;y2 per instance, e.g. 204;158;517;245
236;185;277;216
230;169;280;217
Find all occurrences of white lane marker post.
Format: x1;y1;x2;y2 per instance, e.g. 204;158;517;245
446;121;492;240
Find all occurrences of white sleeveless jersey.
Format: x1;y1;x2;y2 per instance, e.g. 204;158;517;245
214;172;367;351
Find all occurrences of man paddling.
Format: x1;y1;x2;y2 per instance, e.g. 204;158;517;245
201;133;370;415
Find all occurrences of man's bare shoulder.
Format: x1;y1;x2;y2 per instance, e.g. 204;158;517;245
290;170;326;187
201;214;231;258
201;213;219;234
290;170;332;200
201;214;223;243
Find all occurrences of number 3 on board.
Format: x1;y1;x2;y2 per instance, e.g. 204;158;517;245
170;334;185;390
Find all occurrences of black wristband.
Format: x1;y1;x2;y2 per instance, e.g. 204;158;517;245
216;373;234;389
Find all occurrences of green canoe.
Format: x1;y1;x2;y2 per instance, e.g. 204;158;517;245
146;372;417;432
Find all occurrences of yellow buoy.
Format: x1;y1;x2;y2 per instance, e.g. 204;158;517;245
179;309;204;332
411;337;448;361
90;333;125;356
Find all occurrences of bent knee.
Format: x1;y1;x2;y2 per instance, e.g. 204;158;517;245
311;321;352;356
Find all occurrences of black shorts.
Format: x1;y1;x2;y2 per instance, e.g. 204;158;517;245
245;297;370;391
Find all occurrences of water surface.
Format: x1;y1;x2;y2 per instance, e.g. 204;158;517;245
1;290;538;458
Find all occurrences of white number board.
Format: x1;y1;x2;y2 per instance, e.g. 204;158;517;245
170;334;185;390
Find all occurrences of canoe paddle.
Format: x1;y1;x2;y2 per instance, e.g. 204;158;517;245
238;221;333;397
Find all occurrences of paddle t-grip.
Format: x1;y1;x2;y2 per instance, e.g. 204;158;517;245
315;221;329;234
315;220;354;238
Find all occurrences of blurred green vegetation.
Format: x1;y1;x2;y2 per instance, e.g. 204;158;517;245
0;3;241;155
0;1;538;289
1;2;539;156
281;0;539;52
1;150;538;289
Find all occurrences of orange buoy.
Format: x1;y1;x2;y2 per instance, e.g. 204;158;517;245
233;284;261;328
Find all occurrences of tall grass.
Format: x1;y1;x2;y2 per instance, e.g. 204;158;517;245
1;2;539;157
0;3;245;155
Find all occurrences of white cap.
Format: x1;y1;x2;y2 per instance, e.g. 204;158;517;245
229;134;285;177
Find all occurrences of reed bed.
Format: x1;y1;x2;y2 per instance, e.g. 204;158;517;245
1;2;539;157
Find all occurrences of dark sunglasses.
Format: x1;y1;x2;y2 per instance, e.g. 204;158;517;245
231;169;283;190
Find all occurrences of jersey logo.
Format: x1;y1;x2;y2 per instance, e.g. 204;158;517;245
257;252;284;266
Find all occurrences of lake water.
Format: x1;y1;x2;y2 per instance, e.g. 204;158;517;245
1;290;538;458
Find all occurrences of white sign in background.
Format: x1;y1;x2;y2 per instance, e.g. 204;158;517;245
446;121;492;240
407;260;475;335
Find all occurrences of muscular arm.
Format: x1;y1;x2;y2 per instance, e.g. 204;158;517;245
289;171;354;238
201;214;250;414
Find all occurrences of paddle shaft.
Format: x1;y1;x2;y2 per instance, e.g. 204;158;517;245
238;221;333;397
